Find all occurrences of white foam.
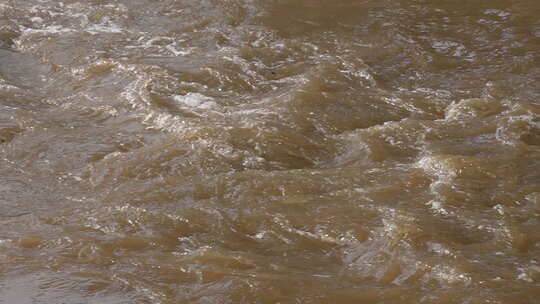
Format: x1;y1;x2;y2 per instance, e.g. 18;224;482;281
86;22;123;35
426;200;451;215
165;45;190;56
416;155;458;216
20;24;73;35
142;111;187;133
431;264;472;285
484;9;511;18
30;17;44;24
173;93;216;110
416;155;457;180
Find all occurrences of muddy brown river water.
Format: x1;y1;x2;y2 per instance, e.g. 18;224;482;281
0;0;540;303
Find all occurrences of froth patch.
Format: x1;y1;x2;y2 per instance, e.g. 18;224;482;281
173;93;217;110
445;98;506;121
416;155;459;180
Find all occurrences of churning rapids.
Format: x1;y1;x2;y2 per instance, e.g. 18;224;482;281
0;0;539;303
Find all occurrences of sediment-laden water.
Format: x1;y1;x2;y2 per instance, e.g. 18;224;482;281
1;0;540;303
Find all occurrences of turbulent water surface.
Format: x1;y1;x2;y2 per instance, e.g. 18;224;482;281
1;0;540;303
